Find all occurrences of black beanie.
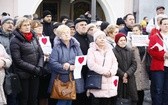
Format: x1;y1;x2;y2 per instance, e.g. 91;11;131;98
100;21;109;31
116;18;125;25
43;10;52;18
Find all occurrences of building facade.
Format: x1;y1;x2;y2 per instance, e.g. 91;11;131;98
0;0;167;24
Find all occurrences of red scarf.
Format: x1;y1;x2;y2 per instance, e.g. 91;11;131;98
23;32;33;42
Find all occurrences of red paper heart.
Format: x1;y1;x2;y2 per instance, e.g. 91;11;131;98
113;79;118;87
78;57;84;64
42;38;47;44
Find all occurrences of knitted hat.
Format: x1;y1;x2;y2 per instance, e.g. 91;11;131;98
1;16;13;25
116;18;125;25
43;10;52;18
115;33;126;43
100;21;109;31
93;30;106;41
74;18;88;25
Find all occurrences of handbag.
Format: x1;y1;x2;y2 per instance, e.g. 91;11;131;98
116;83;131;105
50;72;76;100
4;71;22;95
85;71;102;89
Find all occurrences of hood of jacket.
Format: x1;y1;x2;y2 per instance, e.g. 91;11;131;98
54;36;80;48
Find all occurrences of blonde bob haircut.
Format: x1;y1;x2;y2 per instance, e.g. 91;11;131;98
56;24;70;37
105;24;119;36
15;17;31;29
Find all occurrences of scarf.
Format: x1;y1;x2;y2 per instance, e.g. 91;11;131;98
23;32;33;42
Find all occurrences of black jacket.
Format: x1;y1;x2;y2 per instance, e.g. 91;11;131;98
10;29;44;79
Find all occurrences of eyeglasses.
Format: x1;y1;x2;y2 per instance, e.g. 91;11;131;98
5;21;14;25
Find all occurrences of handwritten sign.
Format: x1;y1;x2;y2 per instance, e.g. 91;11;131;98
131;35;149;46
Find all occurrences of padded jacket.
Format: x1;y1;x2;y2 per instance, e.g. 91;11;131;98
10;29;44;79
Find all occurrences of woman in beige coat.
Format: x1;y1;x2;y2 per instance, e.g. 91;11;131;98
0;43;12;104
132;24;150;105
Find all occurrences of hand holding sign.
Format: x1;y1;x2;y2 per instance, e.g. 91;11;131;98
73;55;87;79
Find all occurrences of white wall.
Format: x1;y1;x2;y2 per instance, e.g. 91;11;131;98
17;0;42;16
0;0;16;17
0;0;42;17
97;0;133;24
138;0;168;23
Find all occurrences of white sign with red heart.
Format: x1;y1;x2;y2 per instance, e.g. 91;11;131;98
111;76;119;90
39;36;52;54
73;55;87;79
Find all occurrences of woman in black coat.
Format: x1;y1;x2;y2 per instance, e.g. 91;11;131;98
113;33;138;105
10;17;44;105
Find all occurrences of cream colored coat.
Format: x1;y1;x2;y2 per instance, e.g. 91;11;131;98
0;44;12;104
133;47;150;90
87;42;118;98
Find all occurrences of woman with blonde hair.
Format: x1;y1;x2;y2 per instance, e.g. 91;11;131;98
48;25;83;105
105;24;119;48
10;17;44;105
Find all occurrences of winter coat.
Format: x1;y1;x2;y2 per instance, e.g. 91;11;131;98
87;42;118;98
113;45;138;101
148;32;165;71
48;37;83;93
42;21;55;47
133;47;150;91
119;26;132;36
0;44;12;104
74;32;93;81
0;28;14;55
10;29;44;79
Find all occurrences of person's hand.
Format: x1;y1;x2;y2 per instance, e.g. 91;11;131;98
69;65;75;71
123;73;128;83
0;59;5;68
123;77;128;83
63;63;70;70
123;73;128;78
103;71;111;78
34;67;41;75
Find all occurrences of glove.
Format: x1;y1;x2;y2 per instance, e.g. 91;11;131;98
33;67;41;75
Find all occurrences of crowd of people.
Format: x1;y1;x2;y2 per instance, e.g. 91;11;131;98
0;5;167;105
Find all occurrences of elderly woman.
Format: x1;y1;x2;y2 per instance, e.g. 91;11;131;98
10;17;44;105
48;25;83;105
113;33;138;105
0;44;12;104
87;30;118;105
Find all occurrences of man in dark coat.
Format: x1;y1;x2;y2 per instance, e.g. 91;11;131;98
119;13;135;35
73;18;93;105
42;10;55;47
